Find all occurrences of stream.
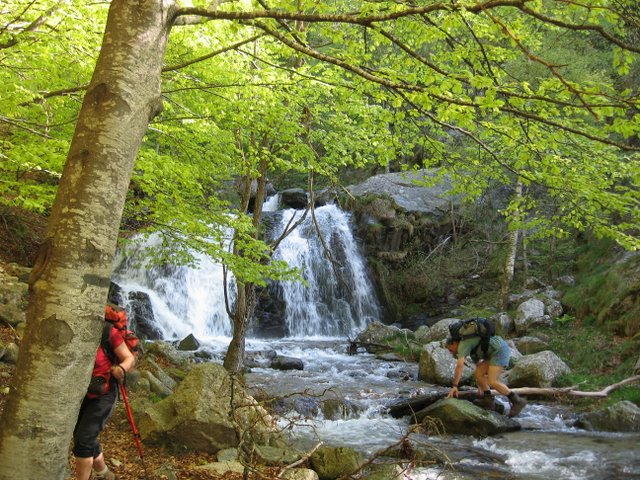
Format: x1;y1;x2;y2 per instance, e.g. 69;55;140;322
111;197;640;480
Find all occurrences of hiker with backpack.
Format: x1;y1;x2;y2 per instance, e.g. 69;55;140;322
72;304;136;480
444;318;527;417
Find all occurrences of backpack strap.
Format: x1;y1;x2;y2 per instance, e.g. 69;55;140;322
100;322;118;366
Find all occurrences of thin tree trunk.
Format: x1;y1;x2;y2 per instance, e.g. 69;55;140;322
0;1;174;478
500;179;523;310
521;229;529;288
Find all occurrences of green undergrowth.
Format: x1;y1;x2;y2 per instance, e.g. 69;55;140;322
529;320;639;408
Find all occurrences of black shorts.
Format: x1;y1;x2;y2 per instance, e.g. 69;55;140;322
72;383;117;458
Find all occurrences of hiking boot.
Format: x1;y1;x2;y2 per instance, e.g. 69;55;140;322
508;392;527;417
94;470;116;480
473;395;496;410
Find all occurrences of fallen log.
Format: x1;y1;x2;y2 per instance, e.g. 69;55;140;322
387;375;640;418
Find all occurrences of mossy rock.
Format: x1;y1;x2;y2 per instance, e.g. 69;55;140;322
310;446;364;480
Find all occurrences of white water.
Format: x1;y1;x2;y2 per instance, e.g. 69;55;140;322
271;204;380;337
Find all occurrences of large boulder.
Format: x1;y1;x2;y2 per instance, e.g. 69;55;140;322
414;398;520;436
280;188;308;209
126;290;163;340
310;446;363;480
512;336;549;355
177;334;200;351
418;341;472;386
492;312;513;335
576;401;640;433
270;355;304;371
143;370;173;398
514;299;549;334
347;170;457;216
139;363;280;452
507;351;570;388
413;325;431;344
420;318;460;343
354;321;403;353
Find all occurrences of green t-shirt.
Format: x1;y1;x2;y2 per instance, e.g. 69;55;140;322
457;335;505;362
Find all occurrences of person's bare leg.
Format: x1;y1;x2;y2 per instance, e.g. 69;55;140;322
75;457;93;480
487;365;527;416
475;361;490;393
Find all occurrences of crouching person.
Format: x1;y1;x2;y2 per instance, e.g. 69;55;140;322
444;325;526;417
73;305;135;480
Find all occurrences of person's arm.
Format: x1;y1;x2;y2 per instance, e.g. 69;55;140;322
447;357;466;398
110;342;135;383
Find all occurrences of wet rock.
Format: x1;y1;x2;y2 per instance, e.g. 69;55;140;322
320;398;360;420
492;312;513;335
507;351;570;388
143;370;173;398
270;355;304;371
245;349;277;368
512;336;549;355
177;334;200;351
363;463;404;480
576;401;640;432
252;283;287;338
421;318;460;343
140;364;280;453
418;341;472;386
281;468;319;480
414;398;521;436
107;281;123;305
385;369;414;381
272;395;321;417
376;352;404;362
514;299;547;334
281;188;308;209
310;446;364;480
355;321;401;349
127;290;163;340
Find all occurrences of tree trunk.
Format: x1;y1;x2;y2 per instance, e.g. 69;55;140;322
500;179;523;310
0;1;174;478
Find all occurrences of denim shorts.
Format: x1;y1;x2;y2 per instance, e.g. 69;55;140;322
488;337;510;368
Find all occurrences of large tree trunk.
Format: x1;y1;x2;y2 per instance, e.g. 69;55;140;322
0;1;174;478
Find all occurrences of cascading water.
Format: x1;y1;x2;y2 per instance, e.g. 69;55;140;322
111;233;234;342
270;204;380;337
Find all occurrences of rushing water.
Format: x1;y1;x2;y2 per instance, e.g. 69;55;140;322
111;196;640;480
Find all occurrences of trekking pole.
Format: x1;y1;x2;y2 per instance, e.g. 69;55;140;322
119;383;150;479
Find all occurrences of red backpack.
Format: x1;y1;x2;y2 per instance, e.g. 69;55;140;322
104;304;141;357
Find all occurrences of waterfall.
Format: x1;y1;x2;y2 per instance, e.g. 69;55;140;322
270;204;380;337
112;198;379;341
111;233;234;341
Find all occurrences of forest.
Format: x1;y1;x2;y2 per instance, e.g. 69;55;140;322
0;1;639;479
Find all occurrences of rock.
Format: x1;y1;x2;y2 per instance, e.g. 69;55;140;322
542;287;562;300
505;340;523;367
558;275;575;286
281;468;320;480
145;341;192;367
310;446;363;480
127;290;163;340
414;398;521;436
576;401;640;432
347;169;458;216
143;371;173;398
514;299;546;334
363;464;404;480
507;351;570;388
418;341;472;386
355;321;401;346
133;377;151;393
421;318;460;343
124;369;142;389
2;343;19;365
376;352;404;362
271;355;304;371
217;448;239;462
280;188;308;209
177;334;200;351
147;358;178;390
493;312;513;335
512;336;549;355
153;463;178;480
110;459;123;468
194;461;245;475
245;349;278;368
253;444;301;465
139;363;279;452
320;398;360;420
107;281;123;305
544;299;563;319
0;304;25;327
0;387;9;395
414;325;431;344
